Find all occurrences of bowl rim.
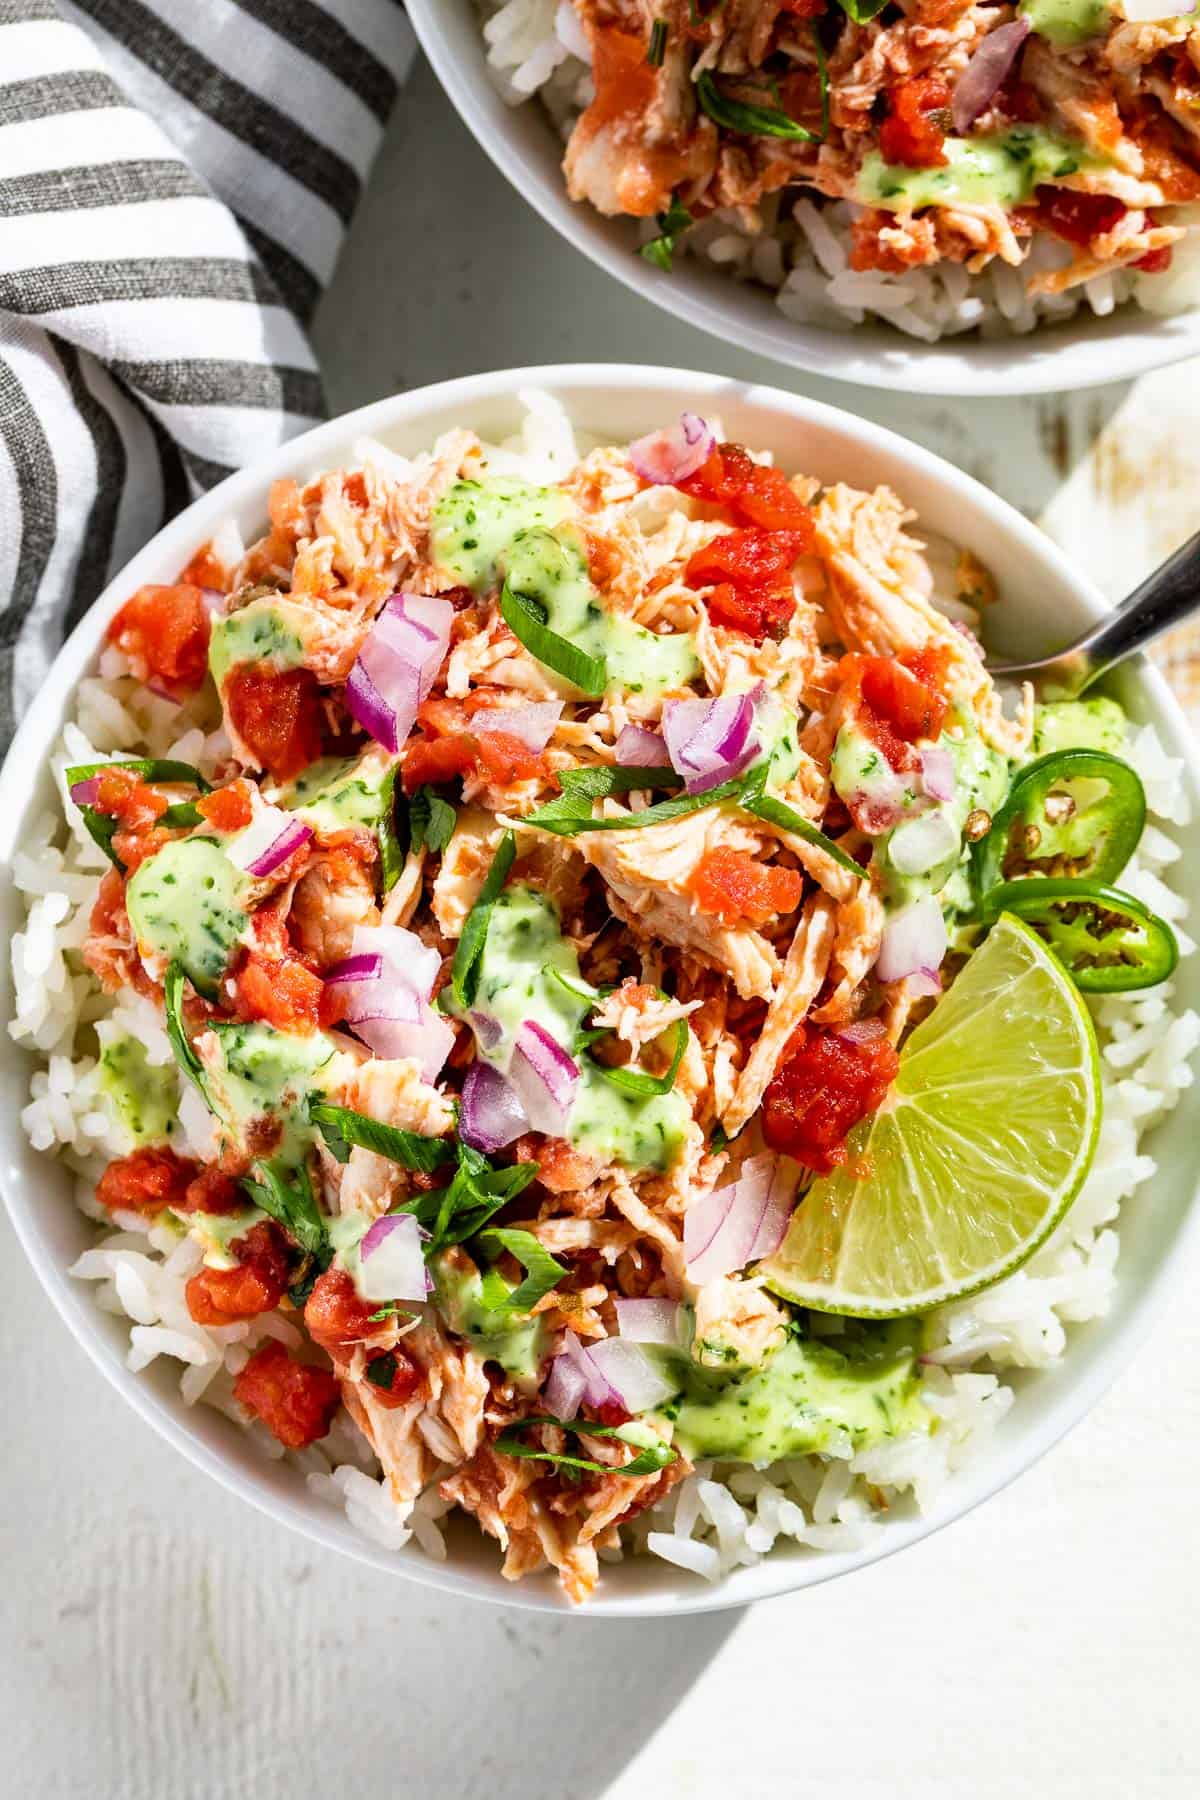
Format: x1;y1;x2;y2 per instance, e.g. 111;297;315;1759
4;360;1200;1618
404;0;1200;399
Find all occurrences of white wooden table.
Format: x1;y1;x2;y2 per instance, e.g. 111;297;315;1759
5;55;1200;1800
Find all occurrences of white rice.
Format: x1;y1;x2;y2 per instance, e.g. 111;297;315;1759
11;392;1199;1588
477;0;1200;343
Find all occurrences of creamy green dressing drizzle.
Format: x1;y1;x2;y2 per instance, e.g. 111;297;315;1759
671;1322;927;1463
203;1021;342;1174
1020;0;1111;45
97;1033;178;1146
435;1257;546;1388
278;750;393;835
858;126;1104;213
126;836;252;995
208;597;305;689
1031;695;1127;757
431;477;699;697
446;884;690;1173
179;1204;268;1270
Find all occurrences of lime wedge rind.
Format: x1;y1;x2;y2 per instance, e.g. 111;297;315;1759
761;915;1102;1319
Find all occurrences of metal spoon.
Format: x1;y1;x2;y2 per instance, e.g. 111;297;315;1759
989;526;1200;696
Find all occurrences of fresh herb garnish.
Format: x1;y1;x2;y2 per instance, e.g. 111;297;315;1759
476;1227;566;1314
366;1352;398;1390
163;961;207;1093
590;1016;689;1098
638;196;694;272
400;1141;539;1257
287;1242;333;1307
450;829;516;1007
738;774;863;877
695;68;822;142
495;1415;677;1477
241;1158;329;1261
526;771;749;836
65;757;213;794
647;17;667;63
377;763;405;893
409;783;457;855
500;579;608;696
367;1302;412;1322
309;1100;453;1175
833;0;889;19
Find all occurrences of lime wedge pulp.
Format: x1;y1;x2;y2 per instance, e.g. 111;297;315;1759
760;914;1102;1317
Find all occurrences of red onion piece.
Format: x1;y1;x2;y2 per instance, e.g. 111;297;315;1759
346;591;452;754
614;1297;685;1348
473;701;564;752
69;776;100;806
615;723;669;767
918;746;956;804
906;968;943;998
875;894;948;985
559;1330;622;1409
327;924;452;1082
629;413;715;487
544;1352;586;1422
459;1061;529;1153
585;1337;678;1413
226;806;312;878
684;1154;798;1285
887;810;960;878
468;1010;503;1051
662;690;761;796
508;1020;580;1136
358;1212;430;1304
952;18;1031;134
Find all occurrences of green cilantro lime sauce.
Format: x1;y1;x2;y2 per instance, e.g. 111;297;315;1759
204;1021;339;1173
1031;695;1127;757
178;1204;267;1270
208;597;305;689
756;699;803;790
97;1033;177;1146
435;1257;546;1389
280;751;393;835
673;1322;927;1463
858;127;1103;212
447;883;690;1173
1020;0;1110;44
832;719;1008;914
126;836;252;996
431;477;699;697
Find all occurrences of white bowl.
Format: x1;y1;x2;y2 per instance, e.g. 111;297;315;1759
3;365;1199;1616
406;0;1200;398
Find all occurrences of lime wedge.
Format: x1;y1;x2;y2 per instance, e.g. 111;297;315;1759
761;914;1101;1317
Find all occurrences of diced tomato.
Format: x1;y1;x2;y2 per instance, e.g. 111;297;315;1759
472;728;543;785
197;780;255;834
761;1021;899;1173
1037;186;1128;248
92;766;167;828
402;734;477;794
879;78;951;170
233;1340;341;1449
363;1347;423;1410
679;443;815;535
1134;244;1173;274
185;1220;291;1326
779;0;826;14
178;1165;243;1215
107;584;211;693
688;847;804;925
225;663;324;781
233;948;324;1035
685;526;809;642
304;1266;384;1351
176;543;226;591
96;1145;198;1215
995;75;1042;124
839;647;951;772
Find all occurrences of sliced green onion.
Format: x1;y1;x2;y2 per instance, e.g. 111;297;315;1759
739;785;863;878
696;68;821;142
308;1100;453;1174
450;830;516;1008
241;1158;329;1260
377;763;405;893
65;757;213;793
409;783;457;855
495;1415;677;1477
163;961;207;1094
500;580;608;696
525;772;749;837
590;1017;688;1097
638;196;694;272
477;1226;566;1314
647;18;668;63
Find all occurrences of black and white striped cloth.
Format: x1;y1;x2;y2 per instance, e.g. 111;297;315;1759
0;0;416;746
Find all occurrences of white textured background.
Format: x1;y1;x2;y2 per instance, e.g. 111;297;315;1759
5;53;1200;1800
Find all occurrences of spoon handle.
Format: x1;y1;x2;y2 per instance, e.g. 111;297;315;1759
1075;526;1200;688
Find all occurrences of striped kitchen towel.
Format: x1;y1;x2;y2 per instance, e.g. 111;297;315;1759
0;0;415;748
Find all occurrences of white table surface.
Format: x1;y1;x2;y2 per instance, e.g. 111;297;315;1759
6;53;1200;1800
